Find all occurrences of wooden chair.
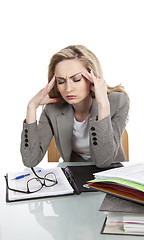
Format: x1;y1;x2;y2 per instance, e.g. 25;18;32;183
122;129;129;161
48;129;129;162
48;137;61;162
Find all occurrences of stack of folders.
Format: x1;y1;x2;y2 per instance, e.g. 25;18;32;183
87;163;144;205
100;194;144;236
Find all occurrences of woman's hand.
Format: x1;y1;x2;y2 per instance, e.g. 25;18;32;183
26;76;60;124
81;70;110;120
28;76;59;110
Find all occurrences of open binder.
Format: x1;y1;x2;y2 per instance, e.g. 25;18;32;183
5;163;122;202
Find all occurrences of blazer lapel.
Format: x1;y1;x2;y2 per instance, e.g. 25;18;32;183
56;104;74;161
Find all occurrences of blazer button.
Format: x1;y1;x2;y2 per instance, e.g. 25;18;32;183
25;134;28;138
93;137;97;141
92;132;96;136
25;143;28;147
93;141;98;145
25;129;28;133
25;139;28;143
91;127;95;131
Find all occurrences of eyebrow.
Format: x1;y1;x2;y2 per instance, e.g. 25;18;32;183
56;72;81;80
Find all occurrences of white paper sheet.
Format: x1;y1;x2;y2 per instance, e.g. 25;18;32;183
7;167;74;201
93;163;144;185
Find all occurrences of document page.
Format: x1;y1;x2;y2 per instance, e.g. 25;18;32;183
93;163;144;185
7;167;74;201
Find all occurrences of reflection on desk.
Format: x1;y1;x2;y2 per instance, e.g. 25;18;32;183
28;193;104;240
1;162;143;240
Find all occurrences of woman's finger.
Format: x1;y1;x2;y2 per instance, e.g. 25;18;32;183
40;95;60;105
47;75;56;92
48;98;60;103
90;70;97;82
81;70;94;83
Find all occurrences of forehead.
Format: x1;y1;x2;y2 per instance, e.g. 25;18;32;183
55;59;85;78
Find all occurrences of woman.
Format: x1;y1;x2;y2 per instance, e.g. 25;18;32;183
20;45;129;168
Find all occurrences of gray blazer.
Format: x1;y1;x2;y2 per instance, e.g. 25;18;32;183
20;92;129;168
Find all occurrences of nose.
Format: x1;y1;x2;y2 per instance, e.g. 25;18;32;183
66;79;74;93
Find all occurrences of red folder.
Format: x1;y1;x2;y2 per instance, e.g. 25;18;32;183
88;181;144;205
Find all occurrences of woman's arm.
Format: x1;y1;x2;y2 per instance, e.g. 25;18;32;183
20;76;60;167
81;70;129;167
26;76;59;124
20;110;54;167
82;70;110;120
89;92;129;168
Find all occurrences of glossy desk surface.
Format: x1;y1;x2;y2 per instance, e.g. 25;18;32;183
0;162;142;240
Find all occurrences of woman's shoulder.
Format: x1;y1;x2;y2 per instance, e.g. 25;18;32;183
108;91;129;115
108;91;129;105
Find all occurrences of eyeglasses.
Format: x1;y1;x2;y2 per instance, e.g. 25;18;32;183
4;168;58;194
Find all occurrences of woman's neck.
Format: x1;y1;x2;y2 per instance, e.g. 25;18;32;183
72;95;92;122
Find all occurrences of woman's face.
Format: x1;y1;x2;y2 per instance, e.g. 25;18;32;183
55;59;91;104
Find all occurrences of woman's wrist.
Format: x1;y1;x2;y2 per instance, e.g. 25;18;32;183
27;100;38;110
26;102;37;124
98;99;110;120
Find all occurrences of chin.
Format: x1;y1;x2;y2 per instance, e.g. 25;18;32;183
65;99;79;104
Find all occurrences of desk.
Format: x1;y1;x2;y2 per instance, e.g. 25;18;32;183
0;162;142;240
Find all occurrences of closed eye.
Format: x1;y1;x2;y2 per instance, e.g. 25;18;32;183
56;73;82;84
56;78;66;84
72;74;82;82
72;78;81;82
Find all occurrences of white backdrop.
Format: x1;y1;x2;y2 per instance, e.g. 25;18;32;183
0;0;144;173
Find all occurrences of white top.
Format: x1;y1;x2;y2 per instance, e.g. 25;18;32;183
72;115;91;160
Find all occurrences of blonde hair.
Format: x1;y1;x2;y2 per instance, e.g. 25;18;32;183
48;45;128;101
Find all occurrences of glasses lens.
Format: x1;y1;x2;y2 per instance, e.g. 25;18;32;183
44;173;57;187
28;178;42;193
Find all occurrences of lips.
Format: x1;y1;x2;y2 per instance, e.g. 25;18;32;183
66;95;77;100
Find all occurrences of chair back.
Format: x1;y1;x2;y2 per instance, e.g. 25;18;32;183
48;137;60;162
122;129;129;161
